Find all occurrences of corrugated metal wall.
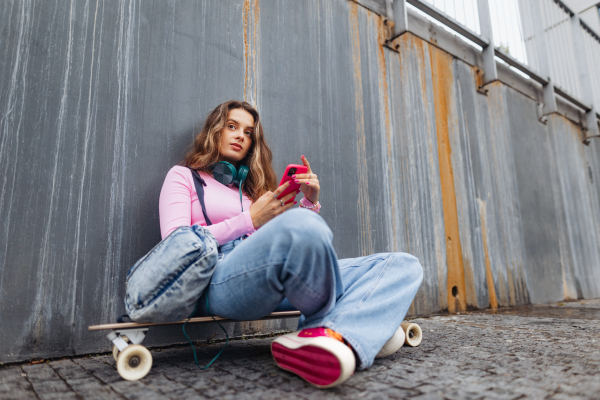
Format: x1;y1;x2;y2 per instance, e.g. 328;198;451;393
1;0;599;363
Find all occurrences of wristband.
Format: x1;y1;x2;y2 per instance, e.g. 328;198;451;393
300;197;321;213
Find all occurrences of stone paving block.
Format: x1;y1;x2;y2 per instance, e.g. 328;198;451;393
49;358;123;400
142;371;206;399
0;366;37;399
110;380;167;400
369;387;421;399
72;357;123;384
21;363;77;399
550;393;588;400
409;393;446;400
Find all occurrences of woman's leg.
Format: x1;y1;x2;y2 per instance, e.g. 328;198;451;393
200;207;423;370
198;208;343;321
298;253;424;369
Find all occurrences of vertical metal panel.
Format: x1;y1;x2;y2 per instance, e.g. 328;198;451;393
504;87;565;304
0;0;255;363
386;35;448;316
587;139;600;225
477;83;529;308
547;115;600;299
451;59;495;310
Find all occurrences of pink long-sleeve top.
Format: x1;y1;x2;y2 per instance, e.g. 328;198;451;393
159;165;255;244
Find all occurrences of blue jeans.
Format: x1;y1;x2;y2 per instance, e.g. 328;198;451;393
198;208;423;369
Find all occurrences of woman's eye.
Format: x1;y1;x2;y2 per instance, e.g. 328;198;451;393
228;125;235;130
244;131;251;136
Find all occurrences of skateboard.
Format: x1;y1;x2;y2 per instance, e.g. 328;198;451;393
89;312;422;381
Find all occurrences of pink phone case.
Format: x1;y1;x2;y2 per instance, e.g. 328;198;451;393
278;164;308;204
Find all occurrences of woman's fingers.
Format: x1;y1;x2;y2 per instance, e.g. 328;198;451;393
292;178;320;187
291;173;317;181
281;189;300;204
301;155;311;170
273;181;291;198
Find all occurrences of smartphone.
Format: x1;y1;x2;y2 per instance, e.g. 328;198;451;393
278;164;308;204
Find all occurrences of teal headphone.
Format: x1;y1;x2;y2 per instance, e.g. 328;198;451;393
211;161;249;211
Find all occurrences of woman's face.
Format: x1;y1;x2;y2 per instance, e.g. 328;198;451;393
218;108;254;165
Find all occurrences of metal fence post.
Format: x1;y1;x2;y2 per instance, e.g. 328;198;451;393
477;0;498;85
392;0;408;39
571;15;600;138
530;0;558;117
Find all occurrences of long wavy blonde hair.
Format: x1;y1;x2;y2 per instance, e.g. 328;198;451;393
182;100;277;202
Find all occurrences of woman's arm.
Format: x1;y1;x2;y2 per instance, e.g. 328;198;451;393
159;166;256;244
159;167;193;239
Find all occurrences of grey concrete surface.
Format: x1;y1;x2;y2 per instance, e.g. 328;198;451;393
2;299;599;399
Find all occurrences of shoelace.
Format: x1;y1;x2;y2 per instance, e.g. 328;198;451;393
182;296;229;370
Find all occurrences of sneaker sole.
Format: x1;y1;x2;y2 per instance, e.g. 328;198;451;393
272;342;341;387
271;335;355;388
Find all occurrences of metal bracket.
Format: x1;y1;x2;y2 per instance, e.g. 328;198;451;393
391;0;408;40
537;103;548;124
477;0;498;86
583;112;600;141
107;329;148;351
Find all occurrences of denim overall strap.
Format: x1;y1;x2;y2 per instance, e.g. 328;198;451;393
190;169;212;226
185;170;230;369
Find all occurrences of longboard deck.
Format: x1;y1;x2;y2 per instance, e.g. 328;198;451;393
88;311;302;331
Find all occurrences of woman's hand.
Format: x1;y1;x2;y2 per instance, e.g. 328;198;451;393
249;181;300;229
292;155;320;204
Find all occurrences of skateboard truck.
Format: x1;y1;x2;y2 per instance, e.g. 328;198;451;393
107;329;148;351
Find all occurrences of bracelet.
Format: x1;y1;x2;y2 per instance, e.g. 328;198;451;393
299;197;321;213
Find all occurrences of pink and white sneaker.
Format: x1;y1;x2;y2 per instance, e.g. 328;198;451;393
271;328;356;388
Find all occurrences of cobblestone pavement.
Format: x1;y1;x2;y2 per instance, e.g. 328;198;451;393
2;299;599;399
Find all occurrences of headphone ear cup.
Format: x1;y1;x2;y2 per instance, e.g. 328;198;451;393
212;161;237;186
238;165;249;186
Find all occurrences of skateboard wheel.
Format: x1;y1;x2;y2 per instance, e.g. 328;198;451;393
116;344;153;381
376;324;406;358
401;322;422;347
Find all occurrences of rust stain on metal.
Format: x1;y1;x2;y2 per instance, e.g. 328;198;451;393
475;68;485;91
349;2;373;256
428;45;467;313
376;14;397;250
406;34;447;308
516;265;530;305
478;199;498;309
243;0;260;107
506;263;516;306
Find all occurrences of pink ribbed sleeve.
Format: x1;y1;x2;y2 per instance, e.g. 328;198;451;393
159;166;255;245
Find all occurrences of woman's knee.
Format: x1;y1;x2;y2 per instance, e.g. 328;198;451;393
275;208;332;243
389;252;424;285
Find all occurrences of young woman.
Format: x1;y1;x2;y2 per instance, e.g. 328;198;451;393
159;100;423;388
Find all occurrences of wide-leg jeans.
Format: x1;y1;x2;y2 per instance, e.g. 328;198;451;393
198;208;423;369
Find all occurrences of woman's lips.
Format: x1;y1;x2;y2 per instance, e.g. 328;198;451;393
230;143;242;151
